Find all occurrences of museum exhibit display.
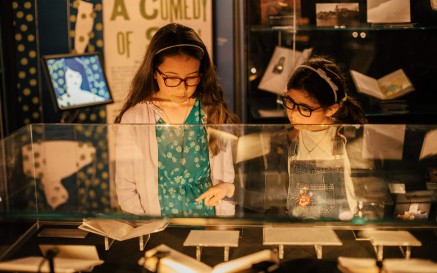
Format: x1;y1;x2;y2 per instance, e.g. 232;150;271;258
1;1;437;272
0;123;436;272
235;0;437;124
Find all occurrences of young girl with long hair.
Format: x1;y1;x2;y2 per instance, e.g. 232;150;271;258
115;23;238;217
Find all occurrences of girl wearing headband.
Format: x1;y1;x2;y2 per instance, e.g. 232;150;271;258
115;23;238;216
282;56;367;220
283;56;367;125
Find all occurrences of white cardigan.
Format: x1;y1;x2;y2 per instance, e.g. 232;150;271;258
115;102;235;216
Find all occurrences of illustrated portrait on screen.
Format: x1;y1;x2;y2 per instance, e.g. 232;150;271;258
44;54;113;111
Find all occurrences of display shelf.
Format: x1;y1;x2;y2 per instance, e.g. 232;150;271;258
238;0;437;124
183;230;240;261
263;227;342;259
250;24;437;33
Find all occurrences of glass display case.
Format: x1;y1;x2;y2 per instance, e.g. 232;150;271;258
0;123;437;272
236;0;437;124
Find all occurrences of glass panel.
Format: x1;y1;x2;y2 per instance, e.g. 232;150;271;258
0;123;435;225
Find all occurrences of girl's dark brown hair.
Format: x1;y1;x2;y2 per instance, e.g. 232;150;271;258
114;23;238;154
115;23;237;125
287;56;367;124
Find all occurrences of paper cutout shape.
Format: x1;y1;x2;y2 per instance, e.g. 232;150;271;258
74;1;95;53
22;140;96;209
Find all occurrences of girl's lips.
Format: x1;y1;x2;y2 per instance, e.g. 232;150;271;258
174;96;188;102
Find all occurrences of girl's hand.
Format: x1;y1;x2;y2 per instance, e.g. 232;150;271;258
195;183;234;206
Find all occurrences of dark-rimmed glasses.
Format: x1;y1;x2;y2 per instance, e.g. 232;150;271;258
280;95;322;117
156;68;201;87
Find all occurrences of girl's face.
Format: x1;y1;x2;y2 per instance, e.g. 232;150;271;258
284;89;337;130
154;54;201;103
65;68;82;90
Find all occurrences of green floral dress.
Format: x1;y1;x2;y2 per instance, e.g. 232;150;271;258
156;98;215;216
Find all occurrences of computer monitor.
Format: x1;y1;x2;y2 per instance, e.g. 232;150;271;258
42;52;114;111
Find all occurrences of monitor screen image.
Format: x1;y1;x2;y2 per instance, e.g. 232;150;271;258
42;52;114;111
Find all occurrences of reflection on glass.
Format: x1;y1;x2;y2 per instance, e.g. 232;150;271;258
1;124;437;225
286;126;354;220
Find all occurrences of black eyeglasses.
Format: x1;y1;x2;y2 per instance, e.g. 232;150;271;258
280;95;322;117
156;68;201;87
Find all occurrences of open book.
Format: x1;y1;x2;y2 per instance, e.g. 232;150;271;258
338;257;437;273
350;69;414;100
78;218;170;241
0;245;103;273
337;256;379;273
0;257;103;273
142;244;278;273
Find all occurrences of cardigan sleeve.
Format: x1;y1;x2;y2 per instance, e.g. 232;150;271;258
210;138;236;216
115;112;147;215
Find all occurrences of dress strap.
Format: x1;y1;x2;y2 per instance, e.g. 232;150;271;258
332;127;346;156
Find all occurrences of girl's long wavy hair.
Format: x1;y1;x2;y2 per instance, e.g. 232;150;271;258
115;23;238;154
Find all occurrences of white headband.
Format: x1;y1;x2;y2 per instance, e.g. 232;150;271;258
155;44;204;56
298;65;340;103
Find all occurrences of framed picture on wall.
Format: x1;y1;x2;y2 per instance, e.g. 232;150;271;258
315;3;360;27
260;0;302;27
42;52;114;112
367;0;411;24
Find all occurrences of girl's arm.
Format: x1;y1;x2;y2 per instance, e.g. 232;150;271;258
196;136;236;215
115;123;146;215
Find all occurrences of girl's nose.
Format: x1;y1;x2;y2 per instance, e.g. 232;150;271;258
289;107;299;116
176;83;188;95
287;108;300;122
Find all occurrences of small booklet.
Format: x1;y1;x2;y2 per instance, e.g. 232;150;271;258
78;218;170;241
350;69;414;100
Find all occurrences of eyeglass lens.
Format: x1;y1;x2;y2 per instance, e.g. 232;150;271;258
157;69;200;87
281;96;314;117
164;77;200;87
